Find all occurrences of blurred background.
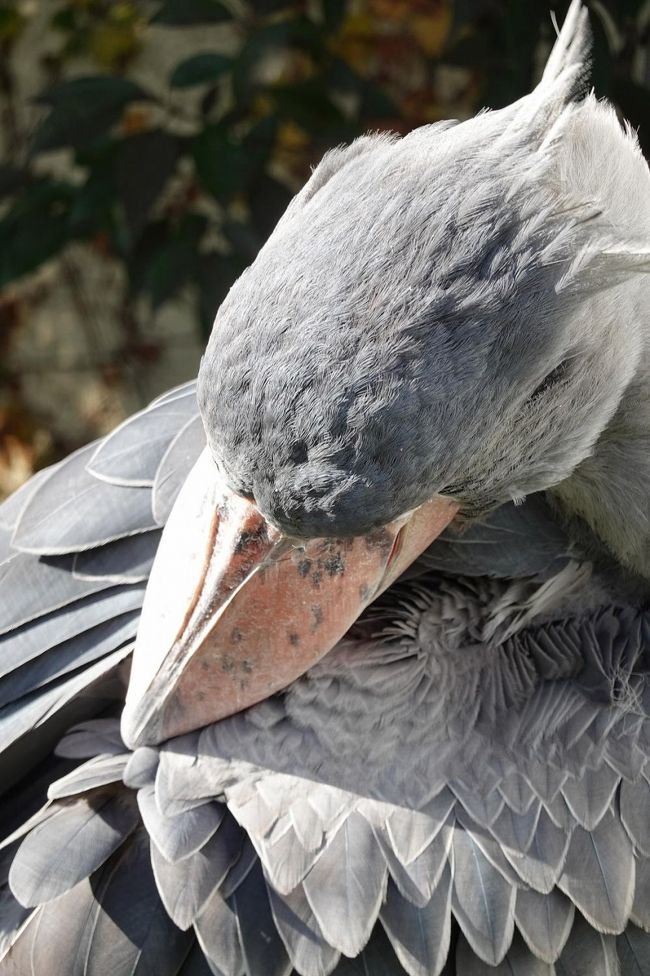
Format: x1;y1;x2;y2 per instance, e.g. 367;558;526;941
0;0;648;499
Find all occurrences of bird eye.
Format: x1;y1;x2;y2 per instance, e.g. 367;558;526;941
529;359;571;401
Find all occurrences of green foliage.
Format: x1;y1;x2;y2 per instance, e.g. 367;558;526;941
152;0;232;26
0;0;648;347
32;76;152;152
169;53;233;88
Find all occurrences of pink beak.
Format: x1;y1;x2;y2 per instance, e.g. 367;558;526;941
121;448;458;748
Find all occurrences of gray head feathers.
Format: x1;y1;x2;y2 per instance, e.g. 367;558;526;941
198;0;650;539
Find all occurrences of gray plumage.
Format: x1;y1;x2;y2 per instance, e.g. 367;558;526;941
197;8;649;551
46;752;129;799
1;2;650;975
72;529;161;585
151;811;242;930
86;390;198;487
12;443;156;554
380;869;452;976
137;787;225;862
513;889;574;964
55;717;130;759
153;413;206;524
8;790;139;906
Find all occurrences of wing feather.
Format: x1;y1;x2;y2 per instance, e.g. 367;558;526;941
455;930;554;975
12;444;156;555
194;887;245;976
617;925;650;976
555;911;619;976
72;529;160;584
620;777;650;856
514;888;575;963
55;718;125;759
503;808;571;894
83;830;192;975
151;811;242;930
561;764;621;831
153;414;206;525
8;791;139;907
380;865;452;976
231;860;292;976
0;611;138;710
559;809;635;933
137;786;224;863
268;881;341;976
0;552;114;635
0;585;143;680
451;825;516;966
303;812;387;958
47;754;129;799
87;393;198;487
375;813;453;909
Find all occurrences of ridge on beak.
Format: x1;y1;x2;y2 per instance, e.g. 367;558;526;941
121;448;458;748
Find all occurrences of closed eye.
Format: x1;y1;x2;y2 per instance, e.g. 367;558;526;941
528;359;571;401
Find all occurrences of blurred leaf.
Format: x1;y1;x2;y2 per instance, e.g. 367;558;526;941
37;76;150;109
359;84;399;120
0;165;29;199
241;113;279;170
116;130;181;241
33;105;121;153
322;0;347;32
152;0;232;26
232;17;325;102
128;220;169;294
272;81;347;135
248;173;293;240
67;167;116;236
170;52;233;87
131;214;207;308
197;252;247;338
0;181;74;286
0;6;24;41
32;76;152;153
51;8;77;32
193;123;255;199
248;0;297;12
326;57;361;93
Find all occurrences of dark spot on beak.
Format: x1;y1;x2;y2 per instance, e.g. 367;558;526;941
234;525;266;555
221;655;236;673
241;659;254;673
288;632;301;646
323;552;344;577
231;628;243;644
297;558;312;578
364;529;393;557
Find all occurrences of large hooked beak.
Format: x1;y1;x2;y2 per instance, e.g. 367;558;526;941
121;448;458;748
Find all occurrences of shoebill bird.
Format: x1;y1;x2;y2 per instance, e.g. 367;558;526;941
1;2;650;972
